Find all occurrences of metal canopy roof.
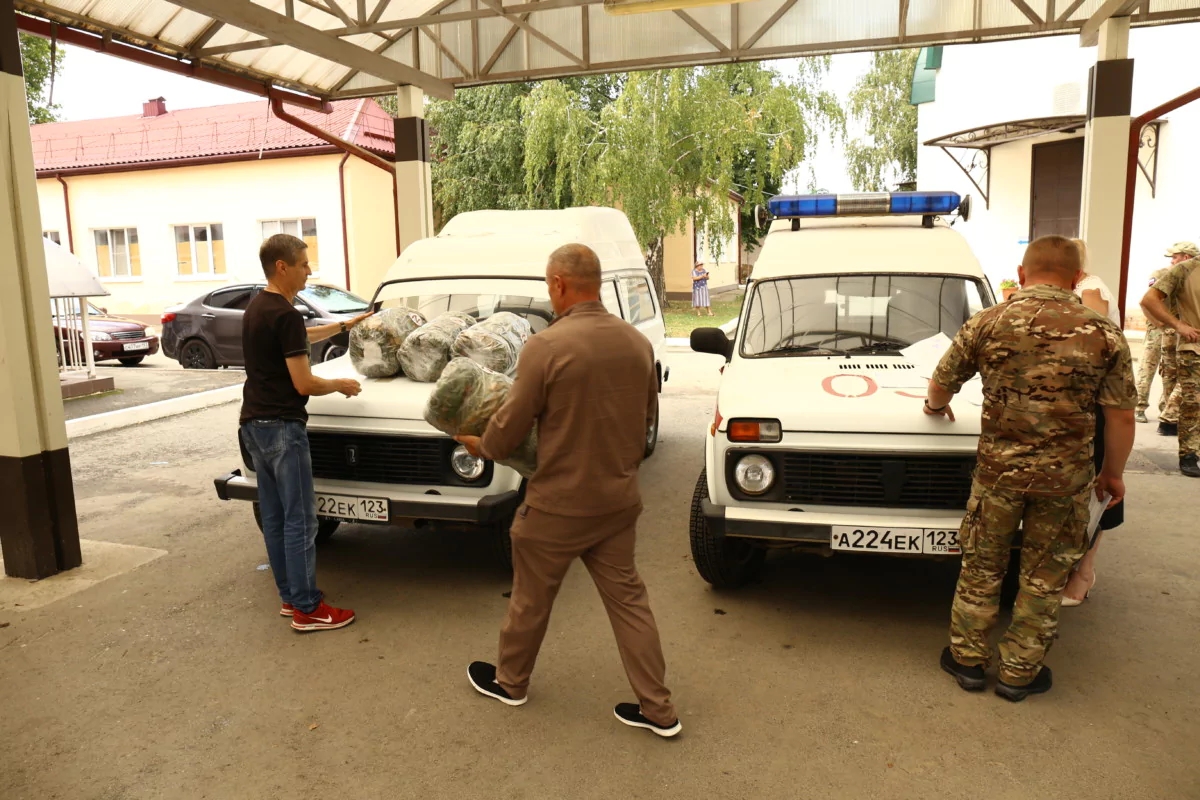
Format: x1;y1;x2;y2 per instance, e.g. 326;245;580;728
924;114;1088;148
15;1;1200;103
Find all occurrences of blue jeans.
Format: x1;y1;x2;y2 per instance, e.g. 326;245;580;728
239;420;322;614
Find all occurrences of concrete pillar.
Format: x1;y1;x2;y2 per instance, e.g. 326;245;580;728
0;4;82;578
1078;17;1133;323
394;85;433;250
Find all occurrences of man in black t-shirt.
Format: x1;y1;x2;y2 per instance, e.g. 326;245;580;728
240;234;371;632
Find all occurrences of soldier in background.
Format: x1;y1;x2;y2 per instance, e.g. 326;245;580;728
1142;242;1200;477
1144;242;1199;434
922;235;1136;702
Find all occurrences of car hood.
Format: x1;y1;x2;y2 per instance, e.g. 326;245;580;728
718;356;983;436
308;356;437;421
88;316;147;333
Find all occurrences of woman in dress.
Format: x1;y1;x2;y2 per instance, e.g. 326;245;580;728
1064;238;1124;605
692;260;713;317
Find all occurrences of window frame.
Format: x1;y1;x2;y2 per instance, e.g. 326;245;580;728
173;222;227;281
260;217;320;277
43;230;61;245
92;226;141;282
618;273;659;326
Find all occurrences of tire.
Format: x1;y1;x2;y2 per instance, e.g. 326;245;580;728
119;356;144;367
644;401;660;459
252;502;340;545
180;338;216;370
322;345;347;362
689;469;765;588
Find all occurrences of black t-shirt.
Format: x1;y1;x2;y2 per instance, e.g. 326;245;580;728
240;291;311;424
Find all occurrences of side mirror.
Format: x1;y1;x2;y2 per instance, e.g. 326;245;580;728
691;327;732;361
99;307;108;315
295;304;315;319
958;194;972;223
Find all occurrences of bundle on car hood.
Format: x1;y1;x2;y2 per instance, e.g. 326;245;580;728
349;306;426;378
424;357;537;478
398;312;476;383
452;312;532;376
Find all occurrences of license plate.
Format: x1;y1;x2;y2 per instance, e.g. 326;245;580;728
831;526;961;555
315;493;388;522
124;341;150;352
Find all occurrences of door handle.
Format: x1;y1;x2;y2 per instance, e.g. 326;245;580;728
201;313;216;319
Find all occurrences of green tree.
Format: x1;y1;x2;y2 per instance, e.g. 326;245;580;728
524;61;840;300
845;49;919;192
18;32;65;124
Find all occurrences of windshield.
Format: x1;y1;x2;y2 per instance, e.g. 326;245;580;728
299;285;369;314
374;278;554;333
740;274;990;357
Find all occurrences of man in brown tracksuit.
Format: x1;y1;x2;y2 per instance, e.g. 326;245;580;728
455;243;680;738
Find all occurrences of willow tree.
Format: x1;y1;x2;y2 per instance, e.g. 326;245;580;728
845;49;919;192
523;61;839;302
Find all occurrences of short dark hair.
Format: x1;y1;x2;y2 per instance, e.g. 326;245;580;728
547;243;602;292
259;234;307;277
1022;235;1082;281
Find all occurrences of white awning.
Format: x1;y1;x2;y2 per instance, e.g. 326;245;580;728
44;238;108;299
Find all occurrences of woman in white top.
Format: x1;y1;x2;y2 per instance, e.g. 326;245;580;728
1064;239;1124;605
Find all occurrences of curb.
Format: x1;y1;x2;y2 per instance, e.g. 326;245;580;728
67;384;241;439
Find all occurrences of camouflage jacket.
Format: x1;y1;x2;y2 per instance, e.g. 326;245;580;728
1154;257;1200;354
933;284;1136;495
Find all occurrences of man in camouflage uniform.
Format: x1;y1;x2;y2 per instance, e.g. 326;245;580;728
1142;243;1200;477
923;235;1136;702
1145;243;1199;433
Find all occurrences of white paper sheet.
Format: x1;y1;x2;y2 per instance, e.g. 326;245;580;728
1087;490;1112;541
900;332;954;371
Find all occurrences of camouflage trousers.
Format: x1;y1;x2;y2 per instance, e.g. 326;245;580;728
1160;331;1180;423
1136;327;1171;412
1176;350;1200;457
950;480;1089;686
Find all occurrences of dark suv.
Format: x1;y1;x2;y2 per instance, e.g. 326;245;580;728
161;283;370;369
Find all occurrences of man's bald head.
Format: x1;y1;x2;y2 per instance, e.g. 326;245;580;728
1021;235;1083;285
547;243;602;294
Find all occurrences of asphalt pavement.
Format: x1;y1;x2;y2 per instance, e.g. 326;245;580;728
3;352;1197;799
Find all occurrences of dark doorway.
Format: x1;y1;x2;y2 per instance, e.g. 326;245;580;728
1030;138;1085;240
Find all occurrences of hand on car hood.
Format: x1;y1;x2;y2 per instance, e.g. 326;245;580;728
308;356;438;422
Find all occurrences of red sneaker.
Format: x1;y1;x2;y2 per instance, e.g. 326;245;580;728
291;601;355;632
280;603;295;617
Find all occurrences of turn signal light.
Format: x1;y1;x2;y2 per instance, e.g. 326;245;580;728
710;406;723;438
728;419;782;443
160;312;176;324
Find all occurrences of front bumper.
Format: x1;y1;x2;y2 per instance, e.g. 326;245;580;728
701;499;966;545
94;337;160;361
213;469;522;526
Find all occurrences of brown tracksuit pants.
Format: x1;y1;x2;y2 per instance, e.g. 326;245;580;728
496;502;677;726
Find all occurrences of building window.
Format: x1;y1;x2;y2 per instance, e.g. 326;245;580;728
44;230;61;245
175;223;226;277
93;227;140;279
261;218;319;271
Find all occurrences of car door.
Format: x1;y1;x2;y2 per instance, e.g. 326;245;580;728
617;272;667;350
203;285;260;365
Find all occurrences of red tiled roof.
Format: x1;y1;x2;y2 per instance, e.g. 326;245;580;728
32;98;396;173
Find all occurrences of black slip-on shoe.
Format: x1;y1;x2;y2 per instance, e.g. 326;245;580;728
614;703;682;738
1181;454;1200;478
940;646;986;692
995;666;1053;702
1159;421;1179;436
467;661;527;707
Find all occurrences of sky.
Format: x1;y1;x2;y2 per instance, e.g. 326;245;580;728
47;43;873;194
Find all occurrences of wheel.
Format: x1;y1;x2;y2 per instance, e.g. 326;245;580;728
180;338;216;370
252;503;340;544
644;401;659;459
119;356;144;367
689;469;765;588
323;345;347;362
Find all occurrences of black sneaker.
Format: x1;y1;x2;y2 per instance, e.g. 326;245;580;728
940;646;986;692
467;661;526;706
995;666;1053;702
1181;454;1200;478
613;703;682;738
1159;421;1179;436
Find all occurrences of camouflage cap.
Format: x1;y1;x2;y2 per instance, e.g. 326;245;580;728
1165;241;1200;257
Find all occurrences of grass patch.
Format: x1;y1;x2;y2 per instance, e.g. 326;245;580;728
662;294;743;338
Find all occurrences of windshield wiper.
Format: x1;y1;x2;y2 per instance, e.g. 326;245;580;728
844;341;907;354
769;344;846;356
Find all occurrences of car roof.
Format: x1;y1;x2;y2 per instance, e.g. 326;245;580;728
751;216;986;280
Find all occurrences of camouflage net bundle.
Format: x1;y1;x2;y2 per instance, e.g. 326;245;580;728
452;312;532;376
424;357;537;478
397;312;476;383
349;306;426;378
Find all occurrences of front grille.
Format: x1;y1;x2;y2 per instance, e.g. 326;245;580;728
111;330;146;341
779;451;975;510
308;432;447;485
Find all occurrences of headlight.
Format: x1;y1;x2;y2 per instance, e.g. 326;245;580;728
734;454;775;495
450;445;485;481
89;331;112;341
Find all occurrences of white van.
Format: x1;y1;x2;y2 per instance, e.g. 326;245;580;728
689;192;993;587
215;207;668;565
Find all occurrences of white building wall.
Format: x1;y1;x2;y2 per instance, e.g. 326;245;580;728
917;23;1200;320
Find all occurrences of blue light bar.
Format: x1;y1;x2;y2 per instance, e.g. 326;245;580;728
768;191;962;219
